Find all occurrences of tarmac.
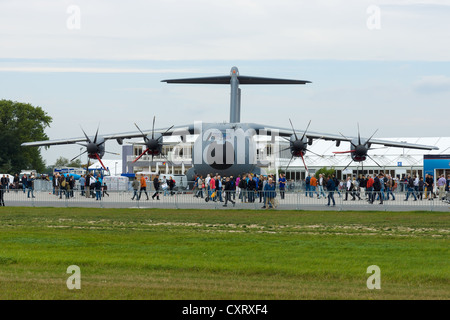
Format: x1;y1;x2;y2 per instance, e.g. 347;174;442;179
2;190;449;212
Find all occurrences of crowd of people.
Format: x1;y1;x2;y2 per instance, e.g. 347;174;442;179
190;173;286;209
52;173;108;201
304;172;450;205
131;174;177;201
1;170;449;207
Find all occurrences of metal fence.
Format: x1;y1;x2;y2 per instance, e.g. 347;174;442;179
2;188;449;211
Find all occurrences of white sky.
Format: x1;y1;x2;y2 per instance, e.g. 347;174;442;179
0;0;449;166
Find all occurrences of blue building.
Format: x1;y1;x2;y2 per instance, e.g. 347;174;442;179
423;154;450;182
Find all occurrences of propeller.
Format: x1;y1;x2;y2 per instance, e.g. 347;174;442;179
133;116;174;163
334;123;381;171
280;119;322;172
69;125;112;171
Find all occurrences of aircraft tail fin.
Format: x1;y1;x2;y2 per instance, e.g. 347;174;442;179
162;68;311;124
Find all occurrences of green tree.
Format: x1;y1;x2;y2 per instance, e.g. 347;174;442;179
52;157;82;168
315;166;336;179
0;100;52;173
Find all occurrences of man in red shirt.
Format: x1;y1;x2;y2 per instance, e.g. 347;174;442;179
366;175;374;204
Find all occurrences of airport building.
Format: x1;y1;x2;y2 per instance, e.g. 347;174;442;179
120;135;449;182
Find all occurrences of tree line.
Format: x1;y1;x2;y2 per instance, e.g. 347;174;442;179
0;99;52;174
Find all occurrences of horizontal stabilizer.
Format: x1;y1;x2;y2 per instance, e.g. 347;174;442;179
238;76;311;85
162;75;311;85
162;76;231;84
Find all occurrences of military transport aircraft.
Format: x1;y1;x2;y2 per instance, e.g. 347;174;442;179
22;67;438;179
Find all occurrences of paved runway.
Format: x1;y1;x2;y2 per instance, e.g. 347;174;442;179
2;190;449;211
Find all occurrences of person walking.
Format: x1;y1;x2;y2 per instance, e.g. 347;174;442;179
152;175;160;200
223;177;236;207
95;177;102;201
131;176;140;200
310;174;318;198
366;175;374;203
373;173;383;204
425;174;434;200
326;175;336;206
404;174;417;201
0;180;5;206
263;177;277;209
344;176;354;201
79;175;86;196
138;175;149;200
279;173;286;200
317;174;327;199
27;174;36;198
102;182;109;197
305;174;311;197
385;174;396;200
437;174;446;200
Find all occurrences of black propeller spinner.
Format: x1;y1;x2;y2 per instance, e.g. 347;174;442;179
280;119;322;172
133;116;174;164
70;126;118;171
334;123;381;172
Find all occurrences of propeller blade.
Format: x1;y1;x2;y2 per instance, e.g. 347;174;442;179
300;120;311;141
133;148;150;163
357;123;361;145
366;128;379;145
96;140;106;147
342;160;354;172
80;126;91;143
285;155;294;172
70;150;87;162
367;154;382;168
157;125;175;141
300;153;308;171
279;147;291;153
333;150;356;154
339;132;350;140
134;123;148;141
289;119;298;140
305;148;323;158
339;132;355;147
104;151;120;156
94;125;100;144
152;116;156;139
94;153;107;170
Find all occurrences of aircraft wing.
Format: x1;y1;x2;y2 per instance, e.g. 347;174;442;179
21;124;195;147
251;124;439;151
21;137;91;147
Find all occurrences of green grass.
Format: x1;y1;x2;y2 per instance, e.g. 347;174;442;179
0;207;448;299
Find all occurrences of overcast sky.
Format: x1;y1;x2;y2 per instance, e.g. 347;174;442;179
1;0;449;166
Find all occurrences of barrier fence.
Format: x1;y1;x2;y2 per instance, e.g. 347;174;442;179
1;188;449;211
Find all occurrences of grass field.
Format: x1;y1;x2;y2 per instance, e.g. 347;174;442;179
0;207;448;300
